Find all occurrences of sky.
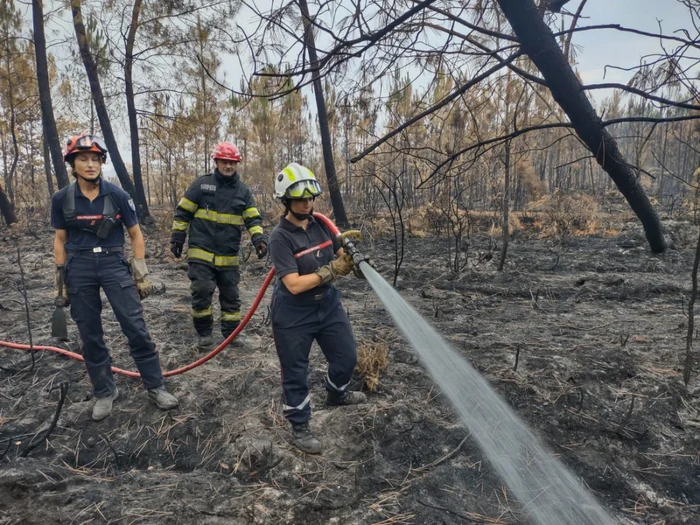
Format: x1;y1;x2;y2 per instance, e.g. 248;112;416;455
566;0;692;86
226;0;693;107
35;0;693;179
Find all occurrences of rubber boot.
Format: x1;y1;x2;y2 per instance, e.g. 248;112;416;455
290;422;322;454
326;390;367;406
92;387;119;421
147;385;179;410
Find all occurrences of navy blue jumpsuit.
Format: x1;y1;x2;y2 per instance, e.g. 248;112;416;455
268;216;357;424
50;181;165;398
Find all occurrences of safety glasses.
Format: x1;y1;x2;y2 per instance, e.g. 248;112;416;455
286;179;322;199
75;135;108;153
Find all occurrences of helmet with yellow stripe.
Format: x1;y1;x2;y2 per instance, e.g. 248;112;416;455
274;163;323;200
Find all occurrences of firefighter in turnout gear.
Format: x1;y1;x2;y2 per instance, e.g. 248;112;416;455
170;142;267;350
268;163;367;455
50;134;179;422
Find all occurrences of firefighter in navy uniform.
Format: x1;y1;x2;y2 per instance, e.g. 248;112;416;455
50;134;179;422
170;142;267;350
268;163;367;455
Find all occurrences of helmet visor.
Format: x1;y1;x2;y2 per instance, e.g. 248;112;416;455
75;135;108;153
286;179;322;199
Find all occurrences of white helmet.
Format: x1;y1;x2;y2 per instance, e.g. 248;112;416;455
274;163;323;200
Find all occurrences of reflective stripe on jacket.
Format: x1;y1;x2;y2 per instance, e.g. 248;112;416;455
170;171;264;267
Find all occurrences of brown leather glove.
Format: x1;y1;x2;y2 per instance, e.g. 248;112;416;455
316;263;337;285
130;258;152;300
333;254;354;276
135;279;153;300
316;255;354;285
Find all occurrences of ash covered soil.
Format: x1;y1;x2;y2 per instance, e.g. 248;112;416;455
1;217;700;525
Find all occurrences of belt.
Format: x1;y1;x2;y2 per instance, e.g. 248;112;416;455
67;246;124;254
280;287;332;305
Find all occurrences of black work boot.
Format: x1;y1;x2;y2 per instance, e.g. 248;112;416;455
290;422;322;454
326;390;367;406
223;331;248;348
223;324;247;348
196;334;215;351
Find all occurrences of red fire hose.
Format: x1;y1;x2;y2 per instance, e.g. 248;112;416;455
0;213;343;378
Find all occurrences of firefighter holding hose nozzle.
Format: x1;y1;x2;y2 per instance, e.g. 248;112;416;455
267;163;368;454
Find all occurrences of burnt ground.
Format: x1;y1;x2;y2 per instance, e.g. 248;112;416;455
1;215;700;525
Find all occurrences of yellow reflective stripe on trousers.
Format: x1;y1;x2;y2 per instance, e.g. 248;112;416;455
194;209;244;225
178;198;198;213
221;311;241;322
192;306;212;318
243;207;260;219
172;220;188;232
248;225;263;236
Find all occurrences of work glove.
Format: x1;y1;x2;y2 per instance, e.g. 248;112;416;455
170;241;183;258
316;255;354;285
254;240;267;259
54;265;69;307
130;258;153;300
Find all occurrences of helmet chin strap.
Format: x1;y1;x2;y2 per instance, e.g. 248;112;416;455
283;199;313;221
77;172;102;188
291;208;313;221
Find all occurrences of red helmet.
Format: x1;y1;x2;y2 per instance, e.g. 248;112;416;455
64;134;108;163
212;142;241;162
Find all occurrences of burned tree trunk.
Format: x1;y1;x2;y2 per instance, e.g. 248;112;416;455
496;0;667;253
70;0;149;221
33;0;69;190
124;0;151;222
43;138;55;196
0;182;16;226
298;0;349;227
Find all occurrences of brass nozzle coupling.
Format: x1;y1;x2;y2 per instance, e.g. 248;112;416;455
339;230;365;265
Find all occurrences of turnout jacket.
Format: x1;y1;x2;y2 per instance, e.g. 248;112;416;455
171;170;264;267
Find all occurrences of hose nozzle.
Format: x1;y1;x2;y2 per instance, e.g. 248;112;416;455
339;230;365;266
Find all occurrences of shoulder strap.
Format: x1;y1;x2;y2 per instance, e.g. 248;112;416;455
103;190;116;218
62;182;78;229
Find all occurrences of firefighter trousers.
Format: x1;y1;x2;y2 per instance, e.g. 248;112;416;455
65;250;165;398
271;286;357;424
188;262;241;338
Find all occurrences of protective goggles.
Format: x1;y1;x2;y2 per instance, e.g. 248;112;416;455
75;135;108;153
285;179;322;199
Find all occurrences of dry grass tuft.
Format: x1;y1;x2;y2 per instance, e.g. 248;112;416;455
356;342;390;391
528;191;599;237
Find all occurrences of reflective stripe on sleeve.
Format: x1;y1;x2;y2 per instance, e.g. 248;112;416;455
178;198;198;213
243;207;261;219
